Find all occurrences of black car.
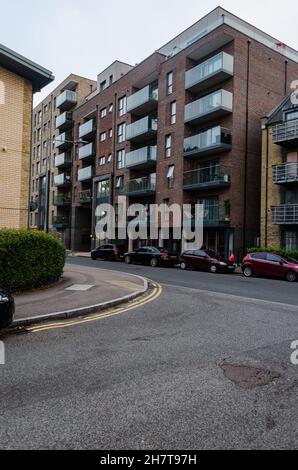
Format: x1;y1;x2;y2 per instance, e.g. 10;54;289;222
124;246;179;268
0;288;15;328
91;244;127;261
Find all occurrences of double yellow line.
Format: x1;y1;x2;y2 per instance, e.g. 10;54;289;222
27;281;162;334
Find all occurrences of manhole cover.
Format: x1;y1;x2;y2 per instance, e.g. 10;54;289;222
220;363;280;389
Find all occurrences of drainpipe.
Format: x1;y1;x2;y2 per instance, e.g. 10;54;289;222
242;40;251;255
284;60;288;96
264;124;269;247
27;90;34;229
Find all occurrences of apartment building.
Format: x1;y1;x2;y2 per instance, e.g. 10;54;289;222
69;7;298;258
29;74;96;247
0;43;53;229
261;95;298;250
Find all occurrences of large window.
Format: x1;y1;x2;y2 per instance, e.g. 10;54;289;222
167;72;173;95
286;111;298;121
167;165;175;188
117;123;126;143
170;101;176;125
165;135;172;158
117;149;125;169
118;96;127;117
97;180;110;199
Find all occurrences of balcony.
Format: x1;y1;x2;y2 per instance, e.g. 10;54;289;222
52;216;69;229
272;205;298;224
55;132;72;150
56;90;77;111
54;173;71;187
78;166;94;182
273;163;298;184
79;142;96;161
120;175;156;197
193;202;230;227
184;126;232;158
183;165;230;191
78;189;92;204
185;90;233;125
79;119;96;140
55;112;72;131
55;152;72;168
53;194;72;206
127;85;158;116
126;116;158;142
185;52;234;93
272;120;298;146
125;146;157;170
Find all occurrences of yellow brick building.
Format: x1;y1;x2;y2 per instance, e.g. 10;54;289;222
0;44;53;229
261;95;298;250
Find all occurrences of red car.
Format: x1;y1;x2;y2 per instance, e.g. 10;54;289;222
180;249;236;273
242;252;298;282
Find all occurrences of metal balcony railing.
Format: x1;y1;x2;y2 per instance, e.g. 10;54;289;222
52;216;70;228
185;52;234;91
272;120;298;144
53;194;71;206
125;146;157;168
79;119;96;139
55;112;72;130
55;132;72;149
183;165;230;189
185;89;233;124
120;175;156;195
78;166;94;182
127;85;158;113
272;204;298;224
56;90;77;110
126;116;158;141
54;173;71;186
273;163;298;183
78;189;92;204
55;152;72;168
184;126;232;157
79;142;96;160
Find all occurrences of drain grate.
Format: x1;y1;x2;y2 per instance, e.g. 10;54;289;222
220;363;280;389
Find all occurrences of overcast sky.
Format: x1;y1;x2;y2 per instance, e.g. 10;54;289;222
1;0;298;105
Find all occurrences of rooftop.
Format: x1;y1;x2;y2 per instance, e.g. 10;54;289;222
0;43;54;92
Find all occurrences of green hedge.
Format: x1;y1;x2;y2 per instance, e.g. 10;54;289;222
0;229;65;292
247;247;298;261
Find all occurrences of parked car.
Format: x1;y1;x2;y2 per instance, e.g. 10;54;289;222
0;288;15;329
124;246;179;267
180;249;236;273
242;252;298;282
91;244;127;261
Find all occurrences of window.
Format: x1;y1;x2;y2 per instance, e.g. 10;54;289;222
100;132;106;142
37;128;41;140
117;150;125;169
116;176;124;190
117;123;126;143
170;101;176;124
108;154;112;163
99;156;106;166
286;111;298;121
266;254;282;263
167;72;173;95
109;103;113;113
109;128;113;138
100;80;107;91
109;75;113;85
37;145;41;159
97;180;110;198
100;108;107;118
284;231;298;250
167;165;175;188
251;253;267;260
118;96;127;117
36;162;40;175
38;110;42;124
44;104;48;113
165;135;172;158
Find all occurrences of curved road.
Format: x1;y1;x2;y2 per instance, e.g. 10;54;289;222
0;257;298;449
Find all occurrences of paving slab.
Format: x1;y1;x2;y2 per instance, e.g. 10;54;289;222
13;264;146;321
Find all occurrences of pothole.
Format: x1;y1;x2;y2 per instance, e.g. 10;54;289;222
220;363;280;389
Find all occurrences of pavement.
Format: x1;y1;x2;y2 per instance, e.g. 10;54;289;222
13;264;147;325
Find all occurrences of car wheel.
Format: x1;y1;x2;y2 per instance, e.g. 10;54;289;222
209;264;218;274
124;255;131;264
243;266;253;278
180;261;187;270
286;270;296;282
91;254;97;261
150;257;158;268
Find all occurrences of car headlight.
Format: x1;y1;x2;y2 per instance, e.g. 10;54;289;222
219;262;227;266
0;295;9;302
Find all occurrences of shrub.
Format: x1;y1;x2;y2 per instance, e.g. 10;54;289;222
247;247;298;261
0;229;65;292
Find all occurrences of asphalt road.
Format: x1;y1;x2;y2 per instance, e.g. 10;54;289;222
0;258;298;450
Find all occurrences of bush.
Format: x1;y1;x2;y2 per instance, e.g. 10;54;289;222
247;247;298;261
0;229;65;292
